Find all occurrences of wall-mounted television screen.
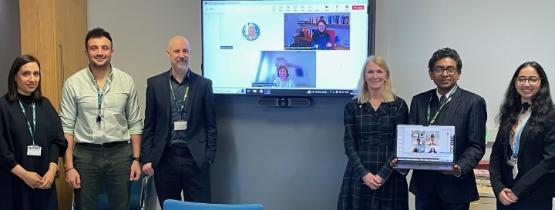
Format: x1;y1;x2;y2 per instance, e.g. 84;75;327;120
202;0;373;96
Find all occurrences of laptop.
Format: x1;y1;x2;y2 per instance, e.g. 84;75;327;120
394;124;455;171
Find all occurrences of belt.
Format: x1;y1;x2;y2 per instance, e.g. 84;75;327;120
76;141;129;148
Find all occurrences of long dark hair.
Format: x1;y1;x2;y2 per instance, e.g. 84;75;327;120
7;55;42;103
497;61;553;139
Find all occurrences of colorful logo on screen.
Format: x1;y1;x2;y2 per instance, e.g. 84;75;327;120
242;22;260;41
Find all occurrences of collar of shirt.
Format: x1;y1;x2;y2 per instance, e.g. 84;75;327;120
436;84;458;100
170;68;192;84
86;65;114;92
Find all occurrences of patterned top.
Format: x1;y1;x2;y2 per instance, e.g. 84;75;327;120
338;96;409;210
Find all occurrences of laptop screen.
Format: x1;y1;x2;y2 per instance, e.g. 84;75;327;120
396;125;455;164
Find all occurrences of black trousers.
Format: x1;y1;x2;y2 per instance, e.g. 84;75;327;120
415;195;470;210
154;146;211;208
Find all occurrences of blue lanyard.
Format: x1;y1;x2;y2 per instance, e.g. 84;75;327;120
512;114;530;159
18;101;36;145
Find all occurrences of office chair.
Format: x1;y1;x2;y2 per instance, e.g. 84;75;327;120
95;175;151;210
163;199;263;210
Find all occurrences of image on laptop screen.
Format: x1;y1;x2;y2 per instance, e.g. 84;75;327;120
395;125;455;170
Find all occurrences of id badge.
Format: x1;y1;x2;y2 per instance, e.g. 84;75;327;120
174;121;187;131
27;145;42;156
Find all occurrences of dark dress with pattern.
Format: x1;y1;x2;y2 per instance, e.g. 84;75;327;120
0;94;67;210
338;97;409;210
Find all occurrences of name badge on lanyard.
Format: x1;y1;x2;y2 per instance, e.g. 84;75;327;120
27;145;42;156
170;76;190;129
174;120;188;131
19;101;42;157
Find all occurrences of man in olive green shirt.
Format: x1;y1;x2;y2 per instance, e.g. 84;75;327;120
60;28;143;210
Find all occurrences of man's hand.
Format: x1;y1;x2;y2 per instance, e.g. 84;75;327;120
390;158;398;167
65;168;81;189
506;189;519;203
498;188;517;206
442;164;462;176
142;163;154;176
130;160;141;181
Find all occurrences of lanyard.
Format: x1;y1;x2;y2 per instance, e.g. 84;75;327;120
96;91;104;123
95;78;110;124
426;86;457;125
511;112;531;159
18;101;36;145
169;78;190;115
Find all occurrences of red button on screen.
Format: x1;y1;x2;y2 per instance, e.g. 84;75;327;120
352;5;365;10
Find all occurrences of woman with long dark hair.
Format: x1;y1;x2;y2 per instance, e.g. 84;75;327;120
489;61;555;210
0;55;67;210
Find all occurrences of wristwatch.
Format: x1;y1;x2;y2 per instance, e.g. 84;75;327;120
132;156;141;162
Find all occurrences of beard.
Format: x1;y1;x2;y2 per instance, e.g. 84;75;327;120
174;60;188;71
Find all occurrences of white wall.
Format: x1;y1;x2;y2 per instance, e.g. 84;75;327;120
88;0;202;111
376;0;555;140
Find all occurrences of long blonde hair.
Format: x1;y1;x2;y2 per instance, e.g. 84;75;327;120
355;55;395;104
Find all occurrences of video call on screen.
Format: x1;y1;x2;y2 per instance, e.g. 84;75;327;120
202;0;370;96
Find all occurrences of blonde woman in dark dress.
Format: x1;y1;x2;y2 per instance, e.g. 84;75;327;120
338;56;408;210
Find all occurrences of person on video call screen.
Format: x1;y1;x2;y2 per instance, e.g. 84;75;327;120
272;65;295;88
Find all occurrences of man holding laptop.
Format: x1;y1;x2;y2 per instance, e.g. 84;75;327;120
406;48;487;210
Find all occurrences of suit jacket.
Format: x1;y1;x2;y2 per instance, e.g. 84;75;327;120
489;110;555;200
141;70;217;168
408;87;487;203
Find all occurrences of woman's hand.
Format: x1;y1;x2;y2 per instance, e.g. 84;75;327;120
11;164;44;189
38;163;58;189
362;172;382;190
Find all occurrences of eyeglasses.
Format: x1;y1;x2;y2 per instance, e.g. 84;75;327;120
431;66;458;75
516;76;541;84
